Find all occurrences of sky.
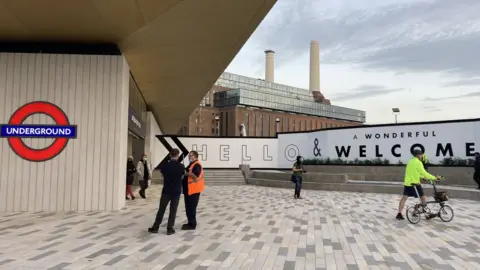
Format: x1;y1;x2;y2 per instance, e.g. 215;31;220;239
225;0;480;124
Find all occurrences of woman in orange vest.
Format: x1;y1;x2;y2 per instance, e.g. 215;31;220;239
182;150;204;230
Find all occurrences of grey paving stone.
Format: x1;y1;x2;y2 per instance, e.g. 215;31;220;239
47;262;71;270
85;245;126;259
283;261;295;270
206;243;220;251
346;265;359;270
38;241;62;250
279;247;288;256
215;251;230;261
29;250;57;261
0;259;15;266
142;251;162;263
104;255;128;266
71;243;95;252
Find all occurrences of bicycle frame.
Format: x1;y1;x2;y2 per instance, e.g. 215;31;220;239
412;181;446;212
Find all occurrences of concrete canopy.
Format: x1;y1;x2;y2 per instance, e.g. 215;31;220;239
0;0;276;133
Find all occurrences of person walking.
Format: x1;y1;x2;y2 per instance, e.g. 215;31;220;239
474;152;480;189
421;153;429;171
182;151;204;231
292;156;305;199
137;154;152;199
148;149;185;235
126;156;136;200
396;150;441;220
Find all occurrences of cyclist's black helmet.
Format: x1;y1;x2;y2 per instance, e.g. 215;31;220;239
412;149;423;156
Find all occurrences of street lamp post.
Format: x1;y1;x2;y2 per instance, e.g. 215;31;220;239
275;117;281;136
214;115;220;136
392;108;400;124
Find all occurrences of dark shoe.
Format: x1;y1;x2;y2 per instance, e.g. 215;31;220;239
126;197;130;200
297;196;303;199
131;196;135;200
139;191;146;199
167;228;176;235
396;213;405;220
181;224;196;230
148;226;159;233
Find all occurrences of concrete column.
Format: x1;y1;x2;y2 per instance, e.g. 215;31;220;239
264;50;275;82
309;40;320;92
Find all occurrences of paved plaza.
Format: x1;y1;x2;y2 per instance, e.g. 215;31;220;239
1;185;480;270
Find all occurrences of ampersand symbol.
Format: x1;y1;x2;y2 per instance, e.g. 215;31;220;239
313;138;321;157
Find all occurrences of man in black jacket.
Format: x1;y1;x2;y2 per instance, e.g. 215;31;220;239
474;152;480;189
148;148;185;235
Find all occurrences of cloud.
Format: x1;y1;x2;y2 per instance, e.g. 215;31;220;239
423;105;442;112
423;91;480;101
442;78;480;87
257;0;480;75
331;84;403;101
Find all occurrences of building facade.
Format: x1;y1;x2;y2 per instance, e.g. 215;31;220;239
179;72;366;137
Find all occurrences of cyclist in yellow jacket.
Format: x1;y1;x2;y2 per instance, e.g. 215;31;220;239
396;150;441;220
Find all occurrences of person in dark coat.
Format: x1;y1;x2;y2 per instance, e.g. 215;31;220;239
126;156;136;200
148;148;185;235
474;152;480;189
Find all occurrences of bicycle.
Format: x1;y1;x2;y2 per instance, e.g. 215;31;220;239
405;177;454;224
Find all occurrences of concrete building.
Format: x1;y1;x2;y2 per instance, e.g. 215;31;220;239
0;1;277;212
179;41;366;137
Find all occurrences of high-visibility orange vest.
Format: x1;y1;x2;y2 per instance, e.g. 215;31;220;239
187;160;205;195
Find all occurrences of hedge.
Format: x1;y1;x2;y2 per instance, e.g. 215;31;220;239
302;157;475;167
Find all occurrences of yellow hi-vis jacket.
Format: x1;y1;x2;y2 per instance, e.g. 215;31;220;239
404;157;436;186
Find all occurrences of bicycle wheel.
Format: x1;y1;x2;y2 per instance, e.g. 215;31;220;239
438;205;454;222
406;205;421;224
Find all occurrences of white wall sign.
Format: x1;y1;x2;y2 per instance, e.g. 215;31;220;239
155;136;277;168
277;120;479;167
155;119;480;169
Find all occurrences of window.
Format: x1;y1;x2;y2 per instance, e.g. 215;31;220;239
253;113;257;136
225;112;229;136
212;128;215;134
246;112;250;136
268;115;271;137
260;114;264;136
298;120;301;131
287;118;290;131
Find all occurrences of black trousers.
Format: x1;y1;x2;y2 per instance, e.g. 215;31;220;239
140;179;149;193
184;193;200;227
153;193;180;229
474;171;480;187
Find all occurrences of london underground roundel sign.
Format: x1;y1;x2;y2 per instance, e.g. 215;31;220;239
0;101;77;162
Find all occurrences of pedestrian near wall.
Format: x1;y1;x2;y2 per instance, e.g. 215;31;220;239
474;152;480;189
126;156;136;200
148;148;185;235
137;154;152;199
182;151;204;230
292;156;305;199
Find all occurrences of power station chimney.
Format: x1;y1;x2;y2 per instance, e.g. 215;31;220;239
264;50;275;82
309;40;320;92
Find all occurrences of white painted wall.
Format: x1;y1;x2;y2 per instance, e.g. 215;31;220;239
155;120;480;169
0;53;129;212
156;136;278;168
144;112;163;169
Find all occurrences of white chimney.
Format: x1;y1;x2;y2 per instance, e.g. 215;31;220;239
309;40;320;92
264;50;275;82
